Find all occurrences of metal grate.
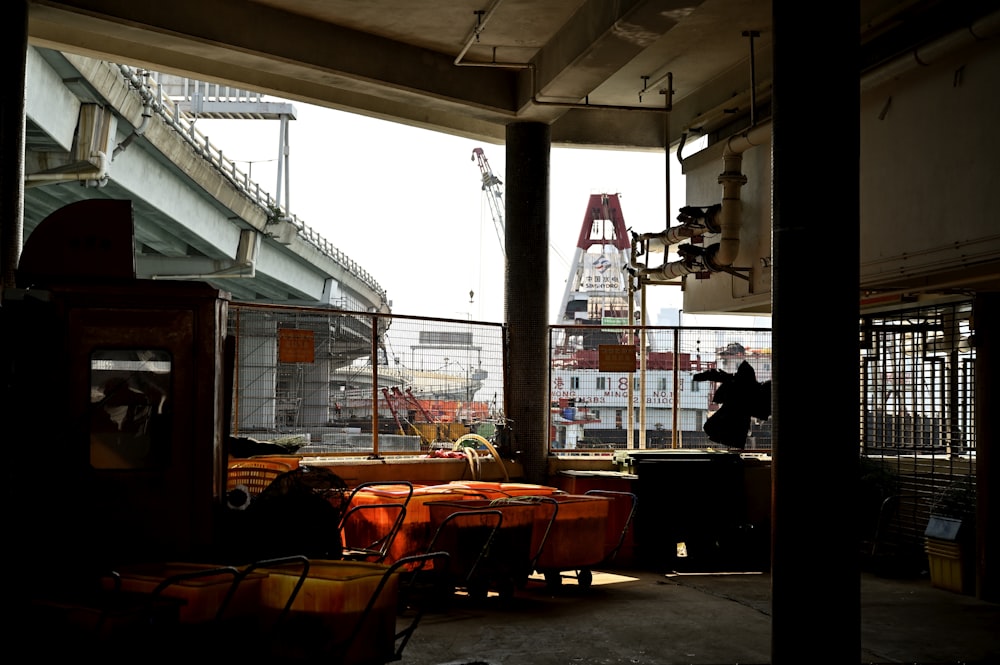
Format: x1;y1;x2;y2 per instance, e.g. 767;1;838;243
859;300;977;567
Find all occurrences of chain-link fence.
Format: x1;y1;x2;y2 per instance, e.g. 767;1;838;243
229;303;773;456
229;304;506;455
548;324;772;451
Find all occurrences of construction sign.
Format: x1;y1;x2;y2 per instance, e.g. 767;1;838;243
278;328;315;363
598;344;636;372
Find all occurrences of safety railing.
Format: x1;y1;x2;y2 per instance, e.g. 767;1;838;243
115;64;386;301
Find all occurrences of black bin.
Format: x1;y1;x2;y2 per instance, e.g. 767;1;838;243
629;450;746;572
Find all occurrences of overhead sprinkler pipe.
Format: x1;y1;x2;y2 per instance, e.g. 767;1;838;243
454;0;507;66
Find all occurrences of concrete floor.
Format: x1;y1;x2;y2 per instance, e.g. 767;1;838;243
22;561;999;664
396;569;1000;665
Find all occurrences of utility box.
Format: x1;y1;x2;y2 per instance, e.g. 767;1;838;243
3;200;231;576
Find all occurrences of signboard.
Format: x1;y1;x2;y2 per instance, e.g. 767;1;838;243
278;328;315;363
598;344;636;372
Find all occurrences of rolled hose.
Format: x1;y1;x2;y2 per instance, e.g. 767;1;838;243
453;433;509;482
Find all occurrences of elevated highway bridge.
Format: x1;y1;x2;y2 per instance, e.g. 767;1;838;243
23;45;389;313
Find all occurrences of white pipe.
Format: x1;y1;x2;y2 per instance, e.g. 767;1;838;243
149;262;255;281
861;9;1000;92
637;121;771;281
635;221;701;248
711;121;771;268
148;228;259;280
641;258;700;280
24;151;108;188
113;85;155;159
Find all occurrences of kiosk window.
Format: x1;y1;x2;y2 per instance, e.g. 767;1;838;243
89;349;172;469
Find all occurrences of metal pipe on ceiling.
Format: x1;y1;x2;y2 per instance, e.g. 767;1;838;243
454;0;506;66
861;9;1000;91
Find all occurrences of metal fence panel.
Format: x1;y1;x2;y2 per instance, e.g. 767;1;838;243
229;304;506;455
548;324;773;451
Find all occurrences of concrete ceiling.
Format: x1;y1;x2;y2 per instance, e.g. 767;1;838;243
27;1;989;152
21;0;999;303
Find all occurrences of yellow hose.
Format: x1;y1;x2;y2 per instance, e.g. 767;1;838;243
460;446;476;479
454;433;509;482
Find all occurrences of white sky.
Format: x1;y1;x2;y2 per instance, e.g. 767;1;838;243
194;100;694;324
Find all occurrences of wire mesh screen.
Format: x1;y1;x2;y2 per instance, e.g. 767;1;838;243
548;324;772;451
228;304;505;455
859;300;977;569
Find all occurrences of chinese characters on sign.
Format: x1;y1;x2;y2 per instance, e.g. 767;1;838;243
278;328;315;363
598;344;636;372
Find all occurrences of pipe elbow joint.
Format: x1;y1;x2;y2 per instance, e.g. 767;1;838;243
703;242;739;272
704;243;729;272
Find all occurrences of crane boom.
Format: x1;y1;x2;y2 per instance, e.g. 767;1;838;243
471;147;505;257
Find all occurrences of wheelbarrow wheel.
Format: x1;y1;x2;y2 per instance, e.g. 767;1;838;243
466;580;489;601
496;577;516;600
577;569;593;588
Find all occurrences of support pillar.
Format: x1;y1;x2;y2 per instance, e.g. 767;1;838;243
974;293;999;601
504;122;550;484
1;0;28;289
771;2;860;663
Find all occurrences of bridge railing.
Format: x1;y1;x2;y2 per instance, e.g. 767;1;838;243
115;64;386;302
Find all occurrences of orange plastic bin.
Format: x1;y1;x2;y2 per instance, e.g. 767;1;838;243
106;562;260;623
258;559;400;664
426;498;538;598
342;484;485;565
447;480;562;499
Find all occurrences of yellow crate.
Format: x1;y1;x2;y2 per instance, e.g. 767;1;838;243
925;538;969;594
259;560;399;664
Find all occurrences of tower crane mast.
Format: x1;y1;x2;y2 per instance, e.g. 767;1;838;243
472;147;505;257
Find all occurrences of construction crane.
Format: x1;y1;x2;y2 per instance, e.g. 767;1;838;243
472;147;505;257
471;146;571;273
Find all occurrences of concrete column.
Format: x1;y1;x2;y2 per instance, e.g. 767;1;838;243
504;122;550;484
236;313;278;433
770;2;860;663
1;0;27;289
975;293;999;601
302;347;331;426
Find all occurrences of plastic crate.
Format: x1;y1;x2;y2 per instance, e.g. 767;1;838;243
107;562;260;623
532;494;610;571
